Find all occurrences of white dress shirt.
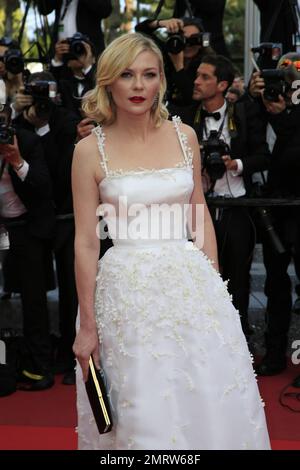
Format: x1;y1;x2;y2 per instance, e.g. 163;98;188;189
203;100;246;198
58;0;79;40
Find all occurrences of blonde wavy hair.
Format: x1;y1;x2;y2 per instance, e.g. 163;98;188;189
82;33;169;127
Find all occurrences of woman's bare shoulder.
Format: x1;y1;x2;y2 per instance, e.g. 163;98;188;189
74;132;97;156
163;118;197;143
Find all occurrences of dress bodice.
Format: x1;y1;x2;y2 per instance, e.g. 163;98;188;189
93;117;194;246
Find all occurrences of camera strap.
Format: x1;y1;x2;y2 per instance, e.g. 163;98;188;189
289;0;300;30
202;107;228;141
153;0;194;19
153;0;165;20
60;0;73;22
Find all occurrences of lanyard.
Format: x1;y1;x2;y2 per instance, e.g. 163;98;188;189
60;0;73;21
202;107;228;141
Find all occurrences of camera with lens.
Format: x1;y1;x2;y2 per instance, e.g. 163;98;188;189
0;104;14;144
251;42;282;69
62;32;90;62
166;31;210;54
0;49;24;75
201;130;230;181
260;69;289;102
24;80;57;119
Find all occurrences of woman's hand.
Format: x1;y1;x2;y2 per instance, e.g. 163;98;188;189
73;323;100;382
150;18;184;33
77;117;95;140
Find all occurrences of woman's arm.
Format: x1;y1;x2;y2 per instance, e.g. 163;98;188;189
185;125;219;271
71;136;101;380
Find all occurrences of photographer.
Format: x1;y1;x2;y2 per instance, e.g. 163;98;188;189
13;71;80;384
35;0;112;58
253;0;300;55
175;0;228;55
0;37;24;103
136;16;215;111
249;52;300;375
191;55;270;338
50;33;96;119
0;102;56;391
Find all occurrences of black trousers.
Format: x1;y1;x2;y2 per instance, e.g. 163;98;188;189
7;223;53;375
54;219;78;368
262;210;300;356
210;206;254;331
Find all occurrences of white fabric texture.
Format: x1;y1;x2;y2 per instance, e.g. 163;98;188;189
76;118;270;450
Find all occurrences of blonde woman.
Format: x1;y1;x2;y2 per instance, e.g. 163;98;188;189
72;33;270;450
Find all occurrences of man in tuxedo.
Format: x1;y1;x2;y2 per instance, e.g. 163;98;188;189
253;0;300;54
249;52;300;375
36;0;112;58
49;34;96;119
0;111;56;391
13;71;81;384
187;54;270;337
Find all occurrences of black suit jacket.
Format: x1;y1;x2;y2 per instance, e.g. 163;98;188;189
254;0;298;54
37;0;112;57
174;0;229;56
8;128;56;239
14;106;80;215
266;104;300;197
50;63;96;118
176;97;270;195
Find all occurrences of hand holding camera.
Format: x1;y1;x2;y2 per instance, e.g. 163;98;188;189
153;18;184;33
14;86;33;113
54;39;70;63
222;154;238;172
0;135;23;170
23;103;49;129
60;33;95;70
249;71;265;98
262;94;286;114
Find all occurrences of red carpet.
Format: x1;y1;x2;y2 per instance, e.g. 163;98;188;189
257;361;300;449
0;367;300;450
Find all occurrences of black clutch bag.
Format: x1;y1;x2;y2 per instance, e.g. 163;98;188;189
85;356;113;434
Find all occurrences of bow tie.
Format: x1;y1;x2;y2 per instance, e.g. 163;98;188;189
73;76;87;84
201;109;221;121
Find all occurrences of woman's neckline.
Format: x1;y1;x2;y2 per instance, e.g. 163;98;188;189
98;165;193;187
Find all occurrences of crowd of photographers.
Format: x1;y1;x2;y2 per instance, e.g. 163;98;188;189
0;0;300;396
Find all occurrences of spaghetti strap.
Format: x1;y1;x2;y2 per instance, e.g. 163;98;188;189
172;116;193;167
92;125;109;176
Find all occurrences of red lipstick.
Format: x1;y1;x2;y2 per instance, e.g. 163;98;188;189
129;96;146;103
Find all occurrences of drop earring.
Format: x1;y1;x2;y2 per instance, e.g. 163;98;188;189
151;93;159;110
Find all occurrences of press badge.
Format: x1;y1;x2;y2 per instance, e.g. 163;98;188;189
58;23;64;34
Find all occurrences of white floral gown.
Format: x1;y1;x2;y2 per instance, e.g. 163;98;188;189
76;117;270;450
